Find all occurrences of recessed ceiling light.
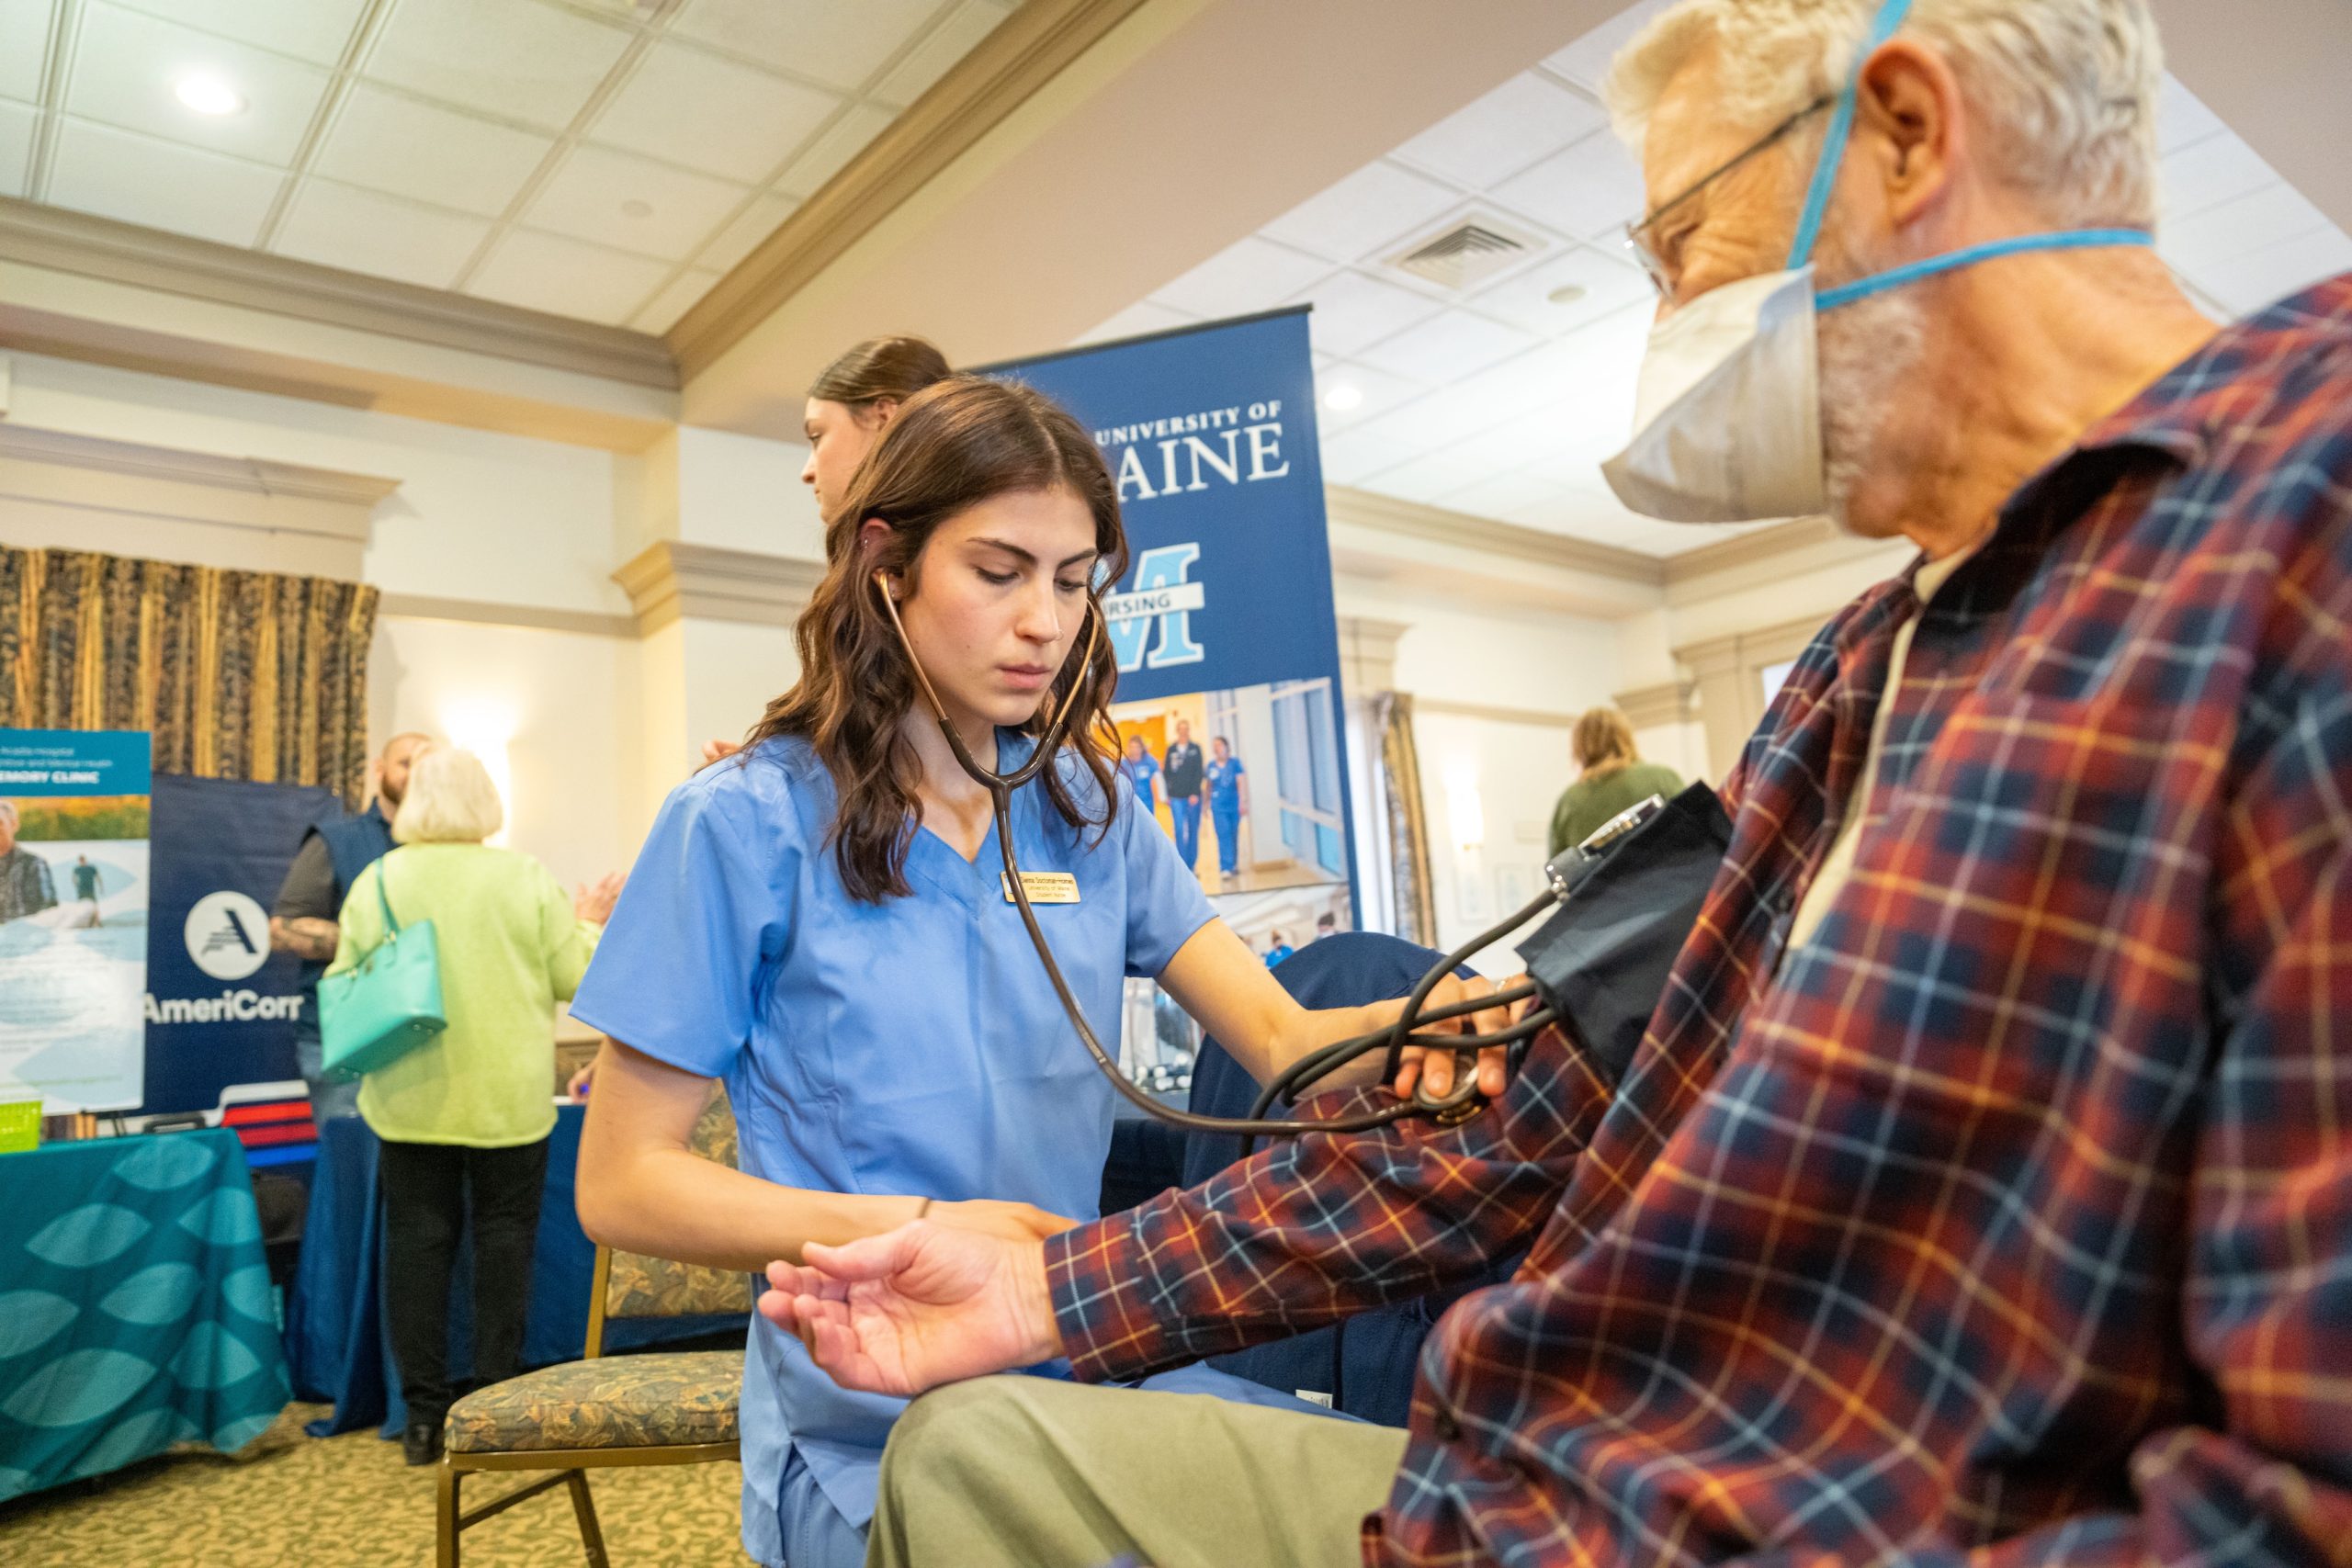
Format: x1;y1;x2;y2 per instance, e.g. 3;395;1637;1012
1546;282;1589;307
175;72;245;117
1323;382;1364;412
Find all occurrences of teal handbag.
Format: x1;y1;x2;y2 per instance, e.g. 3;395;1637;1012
318;855;447;1081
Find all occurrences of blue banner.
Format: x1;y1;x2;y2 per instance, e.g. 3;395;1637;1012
988;310;1361;1068
139;774;342;1116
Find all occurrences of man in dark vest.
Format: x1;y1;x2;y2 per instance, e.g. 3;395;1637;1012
269;732;430;1120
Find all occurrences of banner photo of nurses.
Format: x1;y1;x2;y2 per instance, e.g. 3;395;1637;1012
985;308;1356;1092
0;728;153;1112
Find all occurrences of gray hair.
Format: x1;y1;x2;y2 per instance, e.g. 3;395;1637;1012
1606;0;2164;229
391;748;503;845
0;799;16;828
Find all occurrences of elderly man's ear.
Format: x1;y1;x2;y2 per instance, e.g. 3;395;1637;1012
1854;38;1966;230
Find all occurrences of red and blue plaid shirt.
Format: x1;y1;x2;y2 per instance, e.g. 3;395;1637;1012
1046;276;2352;1565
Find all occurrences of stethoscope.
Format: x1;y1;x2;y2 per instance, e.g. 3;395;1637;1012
876;571;1591;1141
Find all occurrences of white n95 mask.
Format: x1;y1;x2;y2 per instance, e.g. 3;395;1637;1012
1599;0;2154;525
1600;265;1825;524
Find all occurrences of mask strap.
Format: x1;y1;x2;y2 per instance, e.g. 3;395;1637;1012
1786;0;1917;269
1817;228;2154;310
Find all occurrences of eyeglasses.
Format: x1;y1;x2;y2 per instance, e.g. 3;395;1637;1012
1623;96;1832;298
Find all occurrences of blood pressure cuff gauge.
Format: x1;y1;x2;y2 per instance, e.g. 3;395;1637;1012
1513;782;1733;1088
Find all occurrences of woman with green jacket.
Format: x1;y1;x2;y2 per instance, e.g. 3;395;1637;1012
328;745;622;1465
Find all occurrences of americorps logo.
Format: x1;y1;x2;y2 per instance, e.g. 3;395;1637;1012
184;890;270;981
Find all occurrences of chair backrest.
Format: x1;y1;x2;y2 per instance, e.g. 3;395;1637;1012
583;1085;754;1358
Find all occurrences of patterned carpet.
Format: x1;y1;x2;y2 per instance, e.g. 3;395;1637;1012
0;1402;756;1566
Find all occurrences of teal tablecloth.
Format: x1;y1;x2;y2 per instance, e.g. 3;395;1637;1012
0;1129;289;1502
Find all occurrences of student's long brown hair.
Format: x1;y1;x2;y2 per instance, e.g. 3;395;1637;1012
746;376;1129;902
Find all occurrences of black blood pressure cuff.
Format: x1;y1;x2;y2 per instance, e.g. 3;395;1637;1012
1512;782;1732;1087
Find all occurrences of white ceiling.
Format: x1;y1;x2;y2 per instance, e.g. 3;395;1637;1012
1081;0;2352;558
0;0;1015;331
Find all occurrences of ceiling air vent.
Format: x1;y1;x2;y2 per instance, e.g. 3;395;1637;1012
1385;216;1542;290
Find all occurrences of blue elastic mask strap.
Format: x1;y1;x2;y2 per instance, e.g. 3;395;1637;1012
1786;0;1917;269
1817;228;2155;310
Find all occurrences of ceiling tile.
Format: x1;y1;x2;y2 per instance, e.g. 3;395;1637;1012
590;40;841;185
365;0;631;132
775;101;895;197
1076;299;1196;346
2161;181;2330;277
1541;0;1673;93
1261;158;1465;265
272;177;489;288
698;189;800;273
526;142;748;262
466;227;673;325
1445;468;1574;522
1491;130;1647;242
1349;386;1499;454
1467;240;1650;335
2158;131;2278;225
0;99;33;197
46;115;281;245
1149;235;1331;321
631;267;721;333
869;0;1009;109
66;2;332;165
1352;310;1540;384
2156;74;2224;157
1290;268;1447;359
313;83;553;218
107;0;368;68
2185;224;2352;319
1394;72;1608;192
0;0;55;104
670;0;941;93
1311;360;1425;431
1357;447;1497;507
1317;423;1419;487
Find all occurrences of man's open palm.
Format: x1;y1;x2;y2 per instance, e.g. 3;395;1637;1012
759;1222;1059;1397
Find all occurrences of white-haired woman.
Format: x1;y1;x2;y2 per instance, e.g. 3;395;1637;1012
327;747;625;1465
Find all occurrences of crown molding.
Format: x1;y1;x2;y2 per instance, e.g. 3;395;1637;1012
0;197;678;391
669;0;1151;379
613;540;828;634
375;592;637;640
1326;486;1666;587
0;421;400;510
1414;696;1577;730
1613;679;1695;730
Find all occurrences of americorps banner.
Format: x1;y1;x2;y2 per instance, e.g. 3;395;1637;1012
987;309;1359;1083
140;774;341;1117
0;728;153;1111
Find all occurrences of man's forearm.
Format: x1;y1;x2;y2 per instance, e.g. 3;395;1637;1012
269;916;338;962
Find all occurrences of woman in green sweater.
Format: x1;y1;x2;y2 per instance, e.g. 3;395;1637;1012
327;746;622;1464
1546;706;1685;858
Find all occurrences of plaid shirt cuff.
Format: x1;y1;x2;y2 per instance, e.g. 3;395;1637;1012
1045;1205;1180;1382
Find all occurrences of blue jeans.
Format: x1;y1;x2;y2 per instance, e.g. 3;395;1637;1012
1211;803;1241;874
1168;795;1202;869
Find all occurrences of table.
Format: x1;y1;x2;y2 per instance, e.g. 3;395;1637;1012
0;1129;290;1502
284;1103;745;1439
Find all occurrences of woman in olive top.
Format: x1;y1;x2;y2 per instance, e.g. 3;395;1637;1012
1546;706;1684;858
327;746;623;1465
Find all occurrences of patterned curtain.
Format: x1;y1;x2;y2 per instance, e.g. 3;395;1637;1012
0;546;379;807
1374;691;1438;948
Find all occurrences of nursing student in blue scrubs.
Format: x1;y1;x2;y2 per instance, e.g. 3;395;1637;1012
1115;732;1161;816
1204;733;1248;883
569;376;1508;1568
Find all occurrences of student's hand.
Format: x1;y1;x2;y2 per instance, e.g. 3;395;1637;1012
574;873;625;924
1385;973;1521;1103
930;1198;1080;1244
761;1222;1063;1397
701;739;742;765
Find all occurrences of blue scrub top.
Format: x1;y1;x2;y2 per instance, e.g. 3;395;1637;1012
1206;755;1244;811
568;733;1214;1563
1118;752;1159;806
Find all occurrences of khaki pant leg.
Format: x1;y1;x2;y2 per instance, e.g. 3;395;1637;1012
865;1376;1410;1568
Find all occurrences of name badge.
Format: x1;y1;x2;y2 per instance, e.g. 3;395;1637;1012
1001;872;1080;905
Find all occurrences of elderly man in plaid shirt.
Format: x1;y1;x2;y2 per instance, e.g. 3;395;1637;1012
763;2;2352;1563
